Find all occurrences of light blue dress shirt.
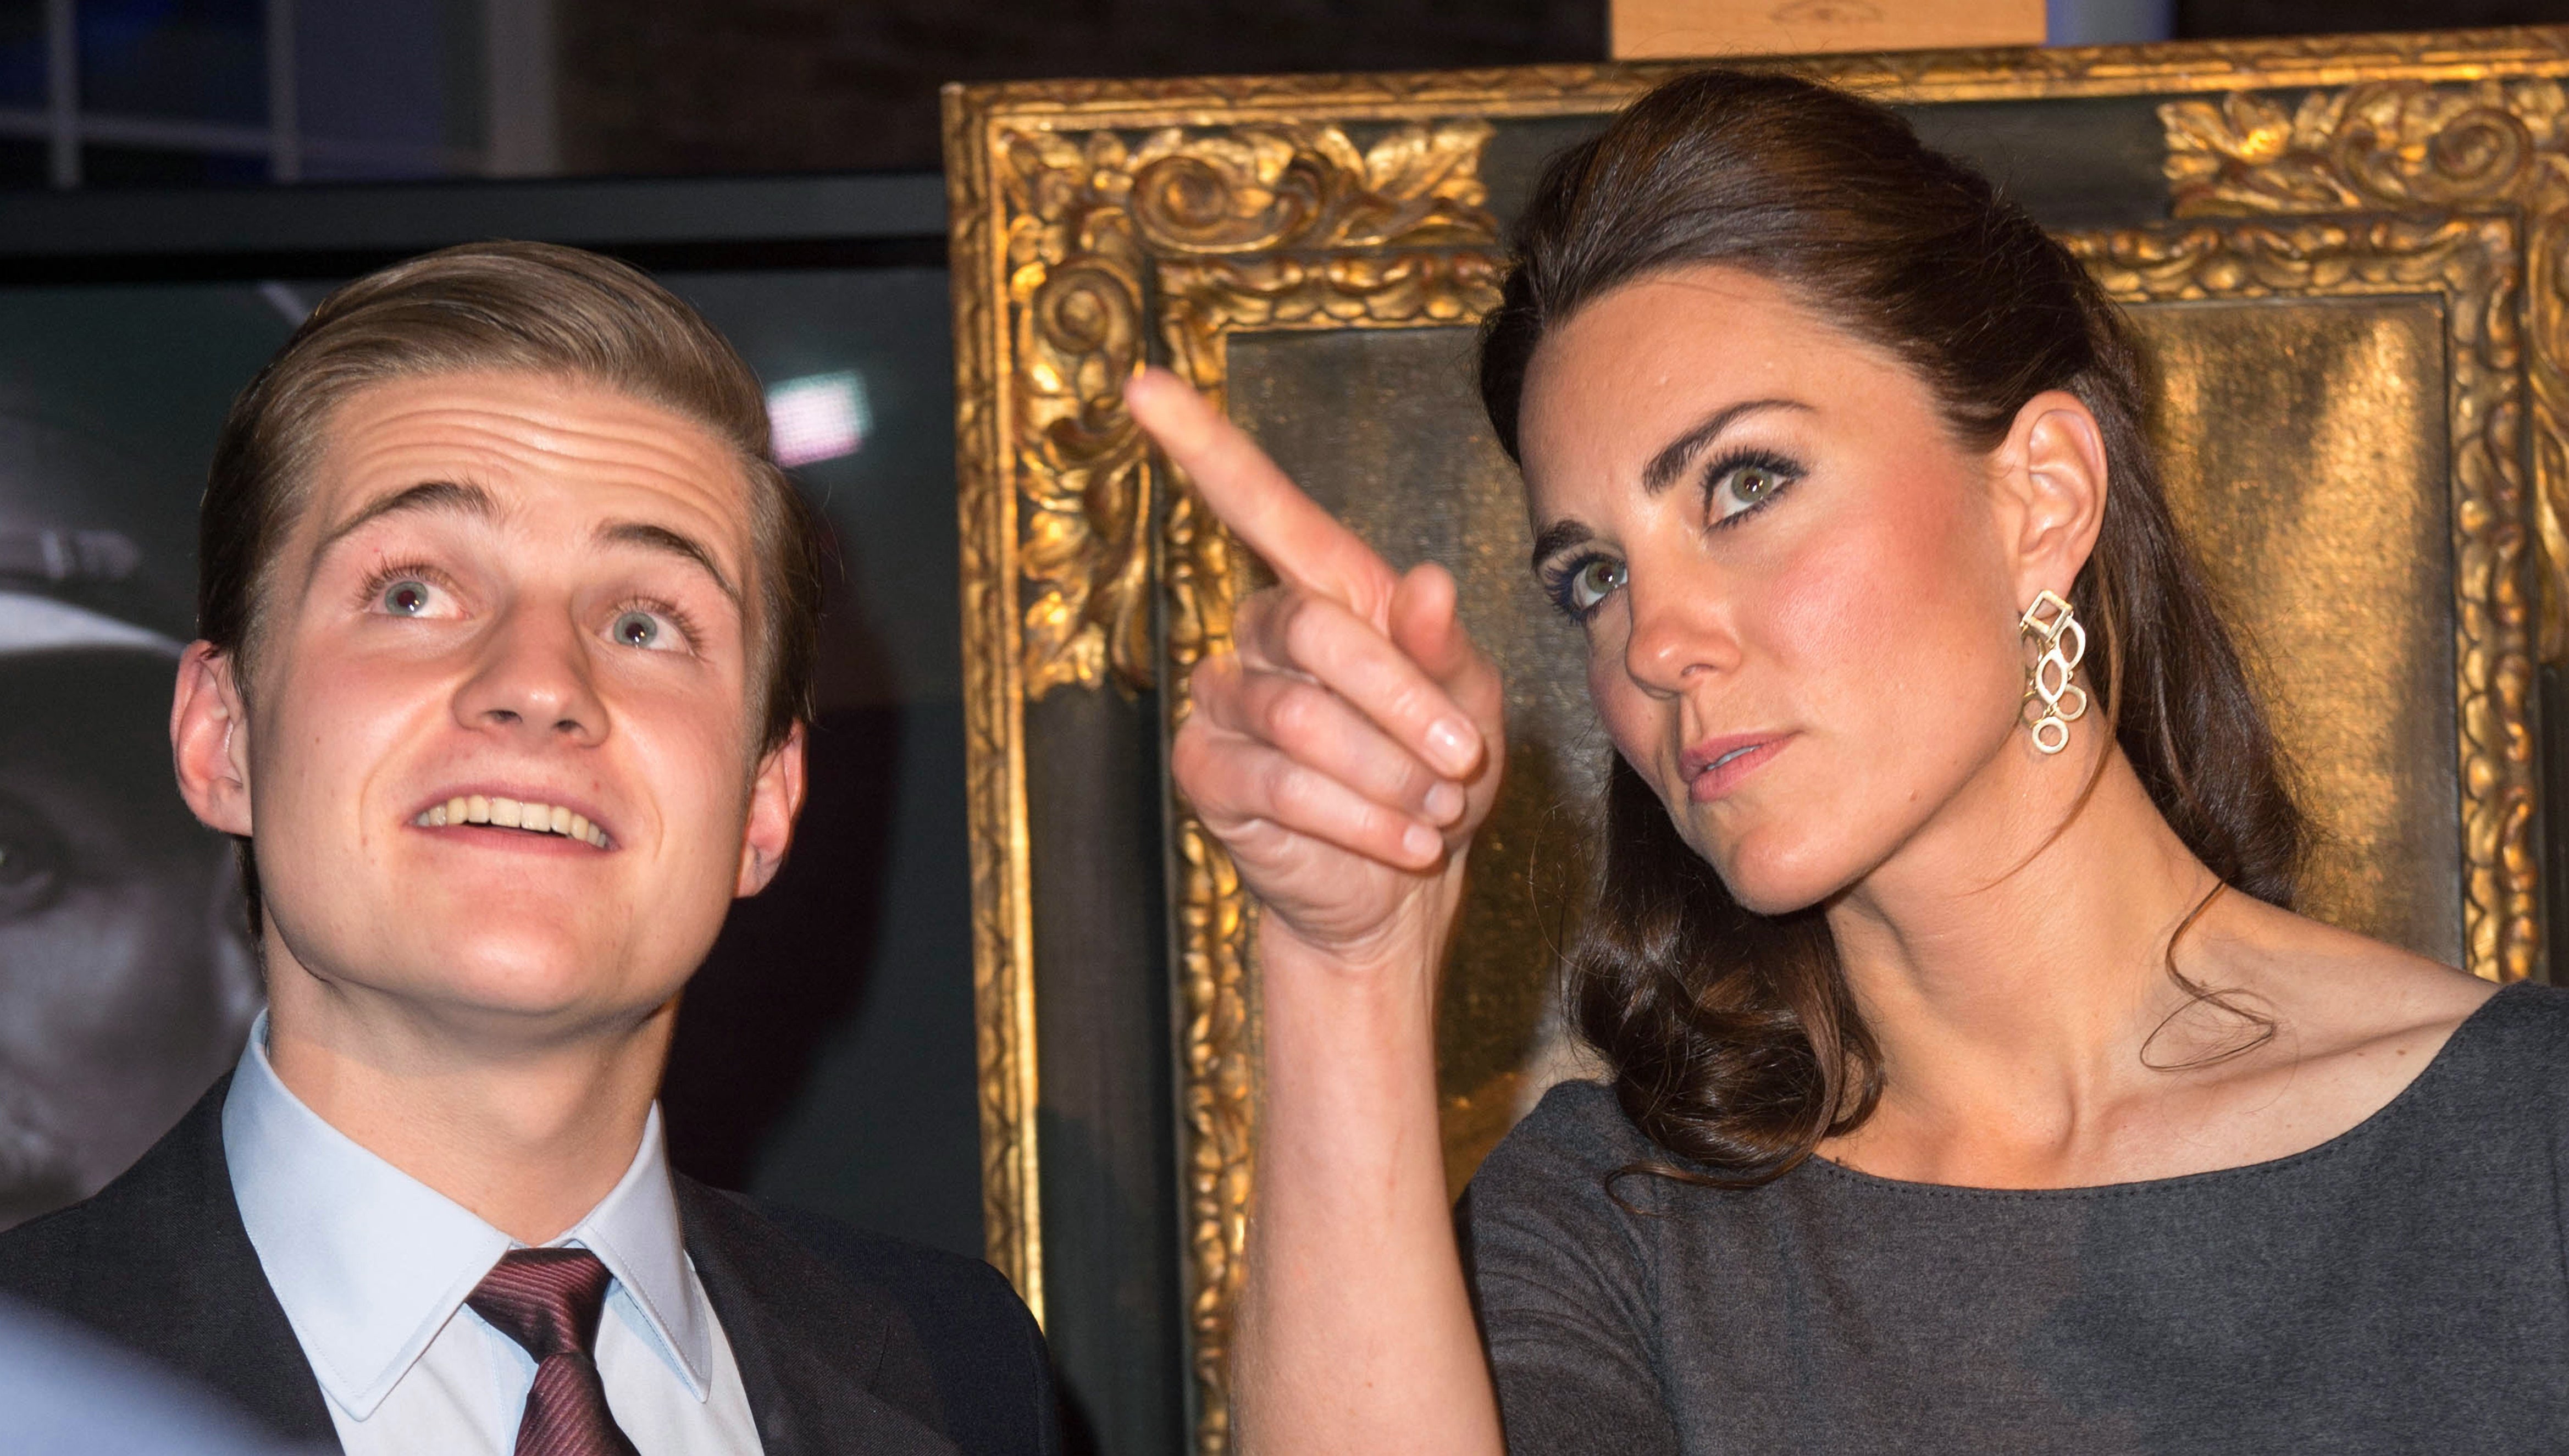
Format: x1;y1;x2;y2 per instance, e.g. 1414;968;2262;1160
221;1015;763;1454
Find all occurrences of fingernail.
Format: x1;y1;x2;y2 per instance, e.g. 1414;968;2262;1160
1425;717;1477;775
1402;823;1443;862
1424;782;1466;823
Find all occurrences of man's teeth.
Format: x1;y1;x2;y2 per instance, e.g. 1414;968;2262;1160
413;795;608;848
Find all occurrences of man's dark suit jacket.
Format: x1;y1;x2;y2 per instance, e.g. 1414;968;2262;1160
0;1078;1059;1456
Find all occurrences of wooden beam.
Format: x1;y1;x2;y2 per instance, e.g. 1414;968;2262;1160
1611;0;2046;59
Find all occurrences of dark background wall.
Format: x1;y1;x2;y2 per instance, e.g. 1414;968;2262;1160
557;0;1604;175
547;0;2569;177
12;5;2564;191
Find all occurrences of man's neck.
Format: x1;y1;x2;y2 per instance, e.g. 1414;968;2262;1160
259;955;676;1245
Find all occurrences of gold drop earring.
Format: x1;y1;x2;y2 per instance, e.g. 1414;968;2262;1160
2019;589;2088;755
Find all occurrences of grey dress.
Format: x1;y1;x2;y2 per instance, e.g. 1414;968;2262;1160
1460;981;2569;1455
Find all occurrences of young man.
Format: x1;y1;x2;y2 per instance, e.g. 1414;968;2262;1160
0;243;1054;1456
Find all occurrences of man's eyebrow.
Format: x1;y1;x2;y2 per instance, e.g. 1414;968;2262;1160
1530;519;1594;573
1639;398;1813;496
599;521;742;606
315;480;494;558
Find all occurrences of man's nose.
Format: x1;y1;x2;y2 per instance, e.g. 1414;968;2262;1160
453;605;608;745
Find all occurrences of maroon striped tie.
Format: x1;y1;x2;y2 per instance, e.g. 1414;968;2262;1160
468;1248;643;1456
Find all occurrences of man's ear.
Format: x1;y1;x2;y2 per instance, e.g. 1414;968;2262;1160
171;641;254;837
735;719;809;897
1998;389;2110;604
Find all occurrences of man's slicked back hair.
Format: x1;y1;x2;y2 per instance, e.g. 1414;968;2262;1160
198;240;824;928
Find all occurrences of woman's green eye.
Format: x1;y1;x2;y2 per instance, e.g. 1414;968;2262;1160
1715;464;1784;518
1569;557;1626;611
612;610;662;648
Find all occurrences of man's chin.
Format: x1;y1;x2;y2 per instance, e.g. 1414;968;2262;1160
402;955;674;1027
285;928;672;1021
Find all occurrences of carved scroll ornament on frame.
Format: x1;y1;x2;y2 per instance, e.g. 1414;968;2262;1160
999;120;1499;700
2160;78;2569;671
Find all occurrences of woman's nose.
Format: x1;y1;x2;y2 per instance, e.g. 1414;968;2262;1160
1620;568;1736;697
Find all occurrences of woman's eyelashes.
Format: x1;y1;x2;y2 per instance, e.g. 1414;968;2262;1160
1538;447;1806;620
1702;447;1802;527
1543;553;1627;621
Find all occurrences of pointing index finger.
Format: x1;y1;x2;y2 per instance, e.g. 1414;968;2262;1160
1125;367;1393;612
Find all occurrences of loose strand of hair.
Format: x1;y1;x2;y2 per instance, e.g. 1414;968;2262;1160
2137;880;2279;1071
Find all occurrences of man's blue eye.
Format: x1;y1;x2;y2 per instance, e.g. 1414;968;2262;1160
381;580;431;616
612;611;661;648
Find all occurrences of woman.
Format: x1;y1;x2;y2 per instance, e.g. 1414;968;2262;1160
1123;70;2564;1453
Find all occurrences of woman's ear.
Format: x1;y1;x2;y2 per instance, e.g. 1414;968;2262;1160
2000;389;2110;603
171;641;254;837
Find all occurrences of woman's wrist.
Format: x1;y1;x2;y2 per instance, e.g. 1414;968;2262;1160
1257;855;1468;992
1256;913;1447;1027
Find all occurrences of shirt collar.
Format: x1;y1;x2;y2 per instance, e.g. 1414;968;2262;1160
572;1099;713;1396
221;1014;713;1418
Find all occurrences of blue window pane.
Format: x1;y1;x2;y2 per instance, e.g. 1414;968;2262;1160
0;0;45;110
79;0;264;125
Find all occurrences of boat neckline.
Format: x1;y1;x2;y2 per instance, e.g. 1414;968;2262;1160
1795;979;2527;1199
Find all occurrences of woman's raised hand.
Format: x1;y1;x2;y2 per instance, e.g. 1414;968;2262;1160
1128;368;1510;1456
1125;367;1506;965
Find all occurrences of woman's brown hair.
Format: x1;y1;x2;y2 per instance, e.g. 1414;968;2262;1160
1477;70;2307;1184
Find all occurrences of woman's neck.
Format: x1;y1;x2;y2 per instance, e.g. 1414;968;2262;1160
1820;736;2223;1182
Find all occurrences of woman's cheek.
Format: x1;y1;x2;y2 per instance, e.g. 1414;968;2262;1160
1757;529;1883;692
1587;649;1662;781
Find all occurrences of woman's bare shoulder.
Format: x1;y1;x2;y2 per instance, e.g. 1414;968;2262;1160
2212;892;2494;1053
2181;893;2499;1146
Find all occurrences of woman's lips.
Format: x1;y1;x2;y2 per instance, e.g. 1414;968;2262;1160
1683;734;1791;802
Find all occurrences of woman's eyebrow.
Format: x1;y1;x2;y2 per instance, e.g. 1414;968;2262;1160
1530;519;1593;572
1639;398;1813;495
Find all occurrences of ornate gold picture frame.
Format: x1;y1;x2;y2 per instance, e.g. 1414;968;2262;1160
946;29;2566;1453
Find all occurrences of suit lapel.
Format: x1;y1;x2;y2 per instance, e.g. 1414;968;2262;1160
12;1088;984;1455
679;1179;959;1456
